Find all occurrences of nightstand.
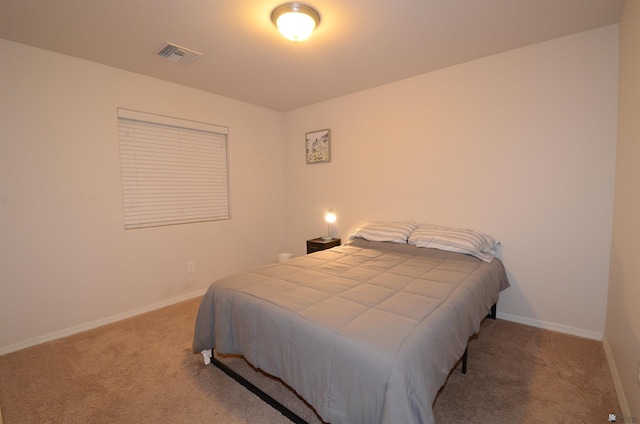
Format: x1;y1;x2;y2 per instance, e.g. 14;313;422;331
306;237;341;254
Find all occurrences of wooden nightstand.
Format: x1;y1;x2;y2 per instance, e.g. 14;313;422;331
306;237;341;254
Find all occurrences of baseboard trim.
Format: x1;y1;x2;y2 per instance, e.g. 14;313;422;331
496;312;603;340
0;289;207;356
0;298;605;354
602;335;631;418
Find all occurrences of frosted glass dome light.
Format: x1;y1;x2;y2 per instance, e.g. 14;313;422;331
271;3;321;42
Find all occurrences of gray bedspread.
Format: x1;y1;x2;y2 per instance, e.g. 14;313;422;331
193;239;510;424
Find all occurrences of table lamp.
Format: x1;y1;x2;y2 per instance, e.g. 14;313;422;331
323;209;336;241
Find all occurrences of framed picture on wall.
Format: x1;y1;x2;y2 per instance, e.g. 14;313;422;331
305;129;331;164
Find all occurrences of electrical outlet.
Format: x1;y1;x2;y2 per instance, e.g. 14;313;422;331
187;262;196;273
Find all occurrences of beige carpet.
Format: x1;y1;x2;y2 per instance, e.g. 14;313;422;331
0;297;620;423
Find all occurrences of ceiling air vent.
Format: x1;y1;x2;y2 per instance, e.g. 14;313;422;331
157;43;202;64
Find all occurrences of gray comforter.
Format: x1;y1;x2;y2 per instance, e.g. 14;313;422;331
193;239;510;424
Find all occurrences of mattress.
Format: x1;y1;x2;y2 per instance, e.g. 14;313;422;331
193;238;510;424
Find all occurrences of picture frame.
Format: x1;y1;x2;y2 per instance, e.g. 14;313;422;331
305;129;331;164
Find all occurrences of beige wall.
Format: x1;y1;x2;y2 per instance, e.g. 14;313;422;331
283;26;618;339
605;0;640;418
0;40;286;352
0;25;621;355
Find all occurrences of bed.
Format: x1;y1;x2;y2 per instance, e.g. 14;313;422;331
193;222;510;424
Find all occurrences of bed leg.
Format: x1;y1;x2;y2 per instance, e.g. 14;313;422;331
487;303;497;320
461;345;468;374
463;303;495;375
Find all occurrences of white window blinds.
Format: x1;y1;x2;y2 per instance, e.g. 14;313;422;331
117;108;230;230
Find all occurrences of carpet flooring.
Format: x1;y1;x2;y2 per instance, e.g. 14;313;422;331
0;296;620;423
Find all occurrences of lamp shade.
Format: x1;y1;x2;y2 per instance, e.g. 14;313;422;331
325;210;336;223
271;3;320;42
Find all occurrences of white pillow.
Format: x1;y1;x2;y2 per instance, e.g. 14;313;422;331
350;221;419;244
408;223;499;262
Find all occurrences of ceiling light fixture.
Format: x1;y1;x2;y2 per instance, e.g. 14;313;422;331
271;2;321;42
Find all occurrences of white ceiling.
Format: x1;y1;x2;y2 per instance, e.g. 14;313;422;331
0;0;625;112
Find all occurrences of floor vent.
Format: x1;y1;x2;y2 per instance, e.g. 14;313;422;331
157;43;202;64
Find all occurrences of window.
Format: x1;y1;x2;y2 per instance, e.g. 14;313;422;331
117;108;230;229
